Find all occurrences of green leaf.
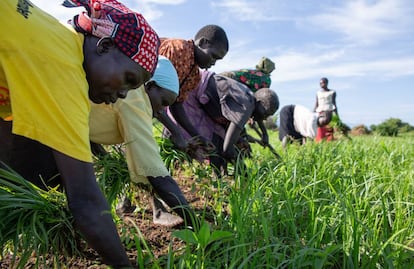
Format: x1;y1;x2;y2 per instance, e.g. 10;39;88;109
172;229;198;244
197;221;211;247
209;230;233;243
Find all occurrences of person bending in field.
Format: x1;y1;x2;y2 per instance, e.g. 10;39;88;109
220;56;276;92
279;104;332;149
0;0;159;267
166;70;279;177
89;56;200;229
156;25;229;153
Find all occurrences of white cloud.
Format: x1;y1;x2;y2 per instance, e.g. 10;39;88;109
124;0;187;20
308;0;414;45
31;0;82;21
273;48;414;83
211;0;294;22
30;0;183;22
138;0;186;4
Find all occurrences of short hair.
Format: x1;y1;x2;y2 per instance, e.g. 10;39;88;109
194;24;229;52
254;88;279;116
320;77;329;84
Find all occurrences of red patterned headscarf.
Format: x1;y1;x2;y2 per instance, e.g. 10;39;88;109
63;0;160;74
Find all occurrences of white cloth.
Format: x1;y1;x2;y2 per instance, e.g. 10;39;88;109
293;105;318;138
315;90;336;112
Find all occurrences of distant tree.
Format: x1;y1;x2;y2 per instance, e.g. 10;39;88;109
399;124;414;133
372;118;413;136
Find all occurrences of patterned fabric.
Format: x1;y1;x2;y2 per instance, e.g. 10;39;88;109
0;85;11;120
220;69;271;92
63;0;160;74
158;38;200;102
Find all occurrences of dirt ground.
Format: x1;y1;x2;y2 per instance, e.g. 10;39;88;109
0;173;216;269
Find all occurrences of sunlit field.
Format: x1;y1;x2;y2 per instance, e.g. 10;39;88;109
161;130;414;268
1;129;413;268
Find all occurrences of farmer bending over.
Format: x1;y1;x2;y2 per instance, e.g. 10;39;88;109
0;0;159;267
156;25;229;153
89;56;200;229
279;105;332;149
166;70;279;177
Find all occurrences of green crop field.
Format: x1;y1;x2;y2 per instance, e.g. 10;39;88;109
1;130;413;268
161;131;414;268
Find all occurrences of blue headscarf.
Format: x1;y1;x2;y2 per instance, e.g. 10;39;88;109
149;56;179;95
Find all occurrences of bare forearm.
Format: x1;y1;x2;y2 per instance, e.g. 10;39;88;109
223;122;241;154
53;151;131;267
156;110;188;150
156;110;183;138
257;120;269;144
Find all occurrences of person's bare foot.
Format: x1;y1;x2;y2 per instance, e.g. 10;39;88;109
151;196;183;227
153;209;184;227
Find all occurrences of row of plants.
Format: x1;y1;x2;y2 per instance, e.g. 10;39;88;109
1;131;414;268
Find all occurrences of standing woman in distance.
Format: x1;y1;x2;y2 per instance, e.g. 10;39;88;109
313;77;338;142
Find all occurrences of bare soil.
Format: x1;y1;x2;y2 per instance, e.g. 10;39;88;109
0;173;218;268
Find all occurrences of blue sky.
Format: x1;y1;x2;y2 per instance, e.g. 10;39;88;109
32;0;414;127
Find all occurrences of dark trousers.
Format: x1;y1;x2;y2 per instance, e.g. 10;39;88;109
0;119;61;189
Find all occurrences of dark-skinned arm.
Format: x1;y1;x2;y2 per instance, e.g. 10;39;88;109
256;120;269;145
155;109;188;151
223;122;249;176
52;150;131;268
222;122;242;160
147;175;200;230
90;142;108;157
332;91;338;115
169;101;207;143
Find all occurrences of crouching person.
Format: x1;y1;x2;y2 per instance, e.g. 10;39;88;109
0;0;160;267
165;70;279;177
89;56;200;230
279;104;332;149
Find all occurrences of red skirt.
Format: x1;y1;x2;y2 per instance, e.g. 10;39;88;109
315;126;334;142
